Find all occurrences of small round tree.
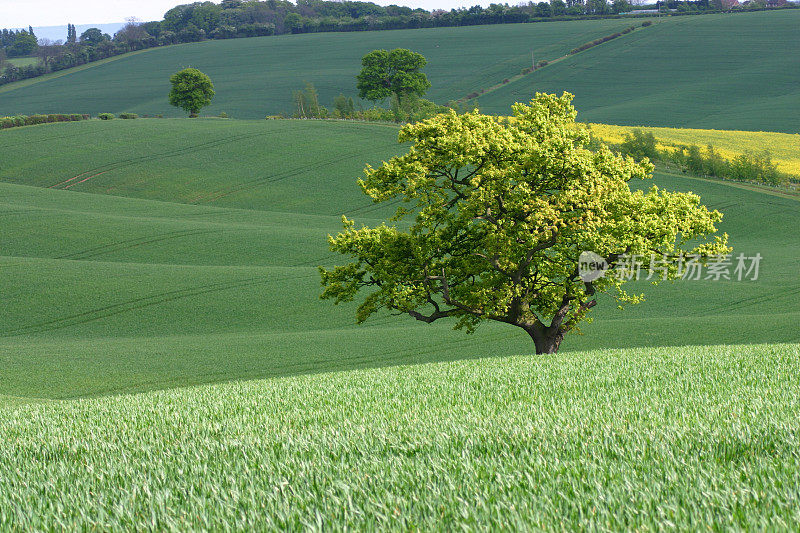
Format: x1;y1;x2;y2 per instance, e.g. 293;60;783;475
168;68;215;117
356;48;431;104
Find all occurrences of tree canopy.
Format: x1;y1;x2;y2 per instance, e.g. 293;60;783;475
79;28;110;45
320;93;729;354
7;31;37;57
168;68;215;116
356;48;431;103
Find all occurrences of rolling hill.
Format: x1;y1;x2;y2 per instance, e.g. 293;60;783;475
0;18;641;119
1;118;799;401
2;11;798;132
2;10;799;527
480;10;800;132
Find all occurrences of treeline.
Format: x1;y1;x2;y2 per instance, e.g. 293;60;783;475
0;19;162;86
1;28;38;57
285;82;466;123
0;0;677;88
613;129;793;187
3;0;797;88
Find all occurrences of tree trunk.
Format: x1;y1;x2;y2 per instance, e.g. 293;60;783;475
524;324;564;354
534;333;563;354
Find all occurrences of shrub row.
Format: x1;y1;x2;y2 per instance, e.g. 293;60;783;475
0;113;89;129
569;25;636;55
614;128;792;188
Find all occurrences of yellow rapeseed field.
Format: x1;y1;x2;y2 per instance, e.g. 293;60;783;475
588;123;800;177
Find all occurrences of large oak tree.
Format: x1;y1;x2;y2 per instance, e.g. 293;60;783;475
320;93;728;354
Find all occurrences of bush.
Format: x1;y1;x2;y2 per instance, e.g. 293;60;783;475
648;141;790;187
619;129;658;161
537;60;549;68
642;21;652;26
98;113;115;120
729;152;787;186
119;113;138;119
218;112;229;119
0;113;90;129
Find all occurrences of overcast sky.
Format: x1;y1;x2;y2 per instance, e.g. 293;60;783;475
1;0;492;28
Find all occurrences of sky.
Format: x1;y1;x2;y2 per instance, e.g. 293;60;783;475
1;0;492;29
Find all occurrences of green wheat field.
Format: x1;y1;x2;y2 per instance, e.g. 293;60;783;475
1;8;799;529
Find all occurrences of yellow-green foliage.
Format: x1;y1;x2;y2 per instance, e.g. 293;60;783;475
322;94;728;354
589;123;800;178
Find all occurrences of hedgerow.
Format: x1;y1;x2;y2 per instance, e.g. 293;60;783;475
0;113;89;129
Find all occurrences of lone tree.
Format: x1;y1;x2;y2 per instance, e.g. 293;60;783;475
169;68;215;117
320;93;729;354
356;48;431;104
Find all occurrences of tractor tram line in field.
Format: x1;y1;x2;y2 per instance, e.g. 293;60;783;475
49;131;280;190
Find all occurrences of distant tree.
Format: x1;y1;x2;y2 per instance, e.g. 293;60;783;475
142;21;163;38
293;81;322;118
168;68;215;117
177;23;206;42
66;23;77;43
550;0;568;15
612;0;631;12
115;17;154;48
158;31;179;46
79;28;109;45
587;0;610;13
8;31;38;57
28;26;35;38
356;48;430;104
320;93;729;354
164;2;221;34
535;2;553;16
35;39;62;64
284;13;304;33
619;129;658;161
333;93;355;118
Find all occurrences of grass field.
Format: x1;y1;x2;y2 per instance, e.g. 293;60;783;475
1;343;799;529
0;18;643;119
2;11;798;133
588;123;800;177
2;6;799;524
480;10;800;133
6;56;38;68
1;119;799;402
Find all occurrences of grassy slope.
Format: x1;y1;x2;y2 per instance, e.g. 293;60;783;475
1;119;799;401
481;10;800;133
6;57;38;68
0;19;639;119
1;343;799;530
